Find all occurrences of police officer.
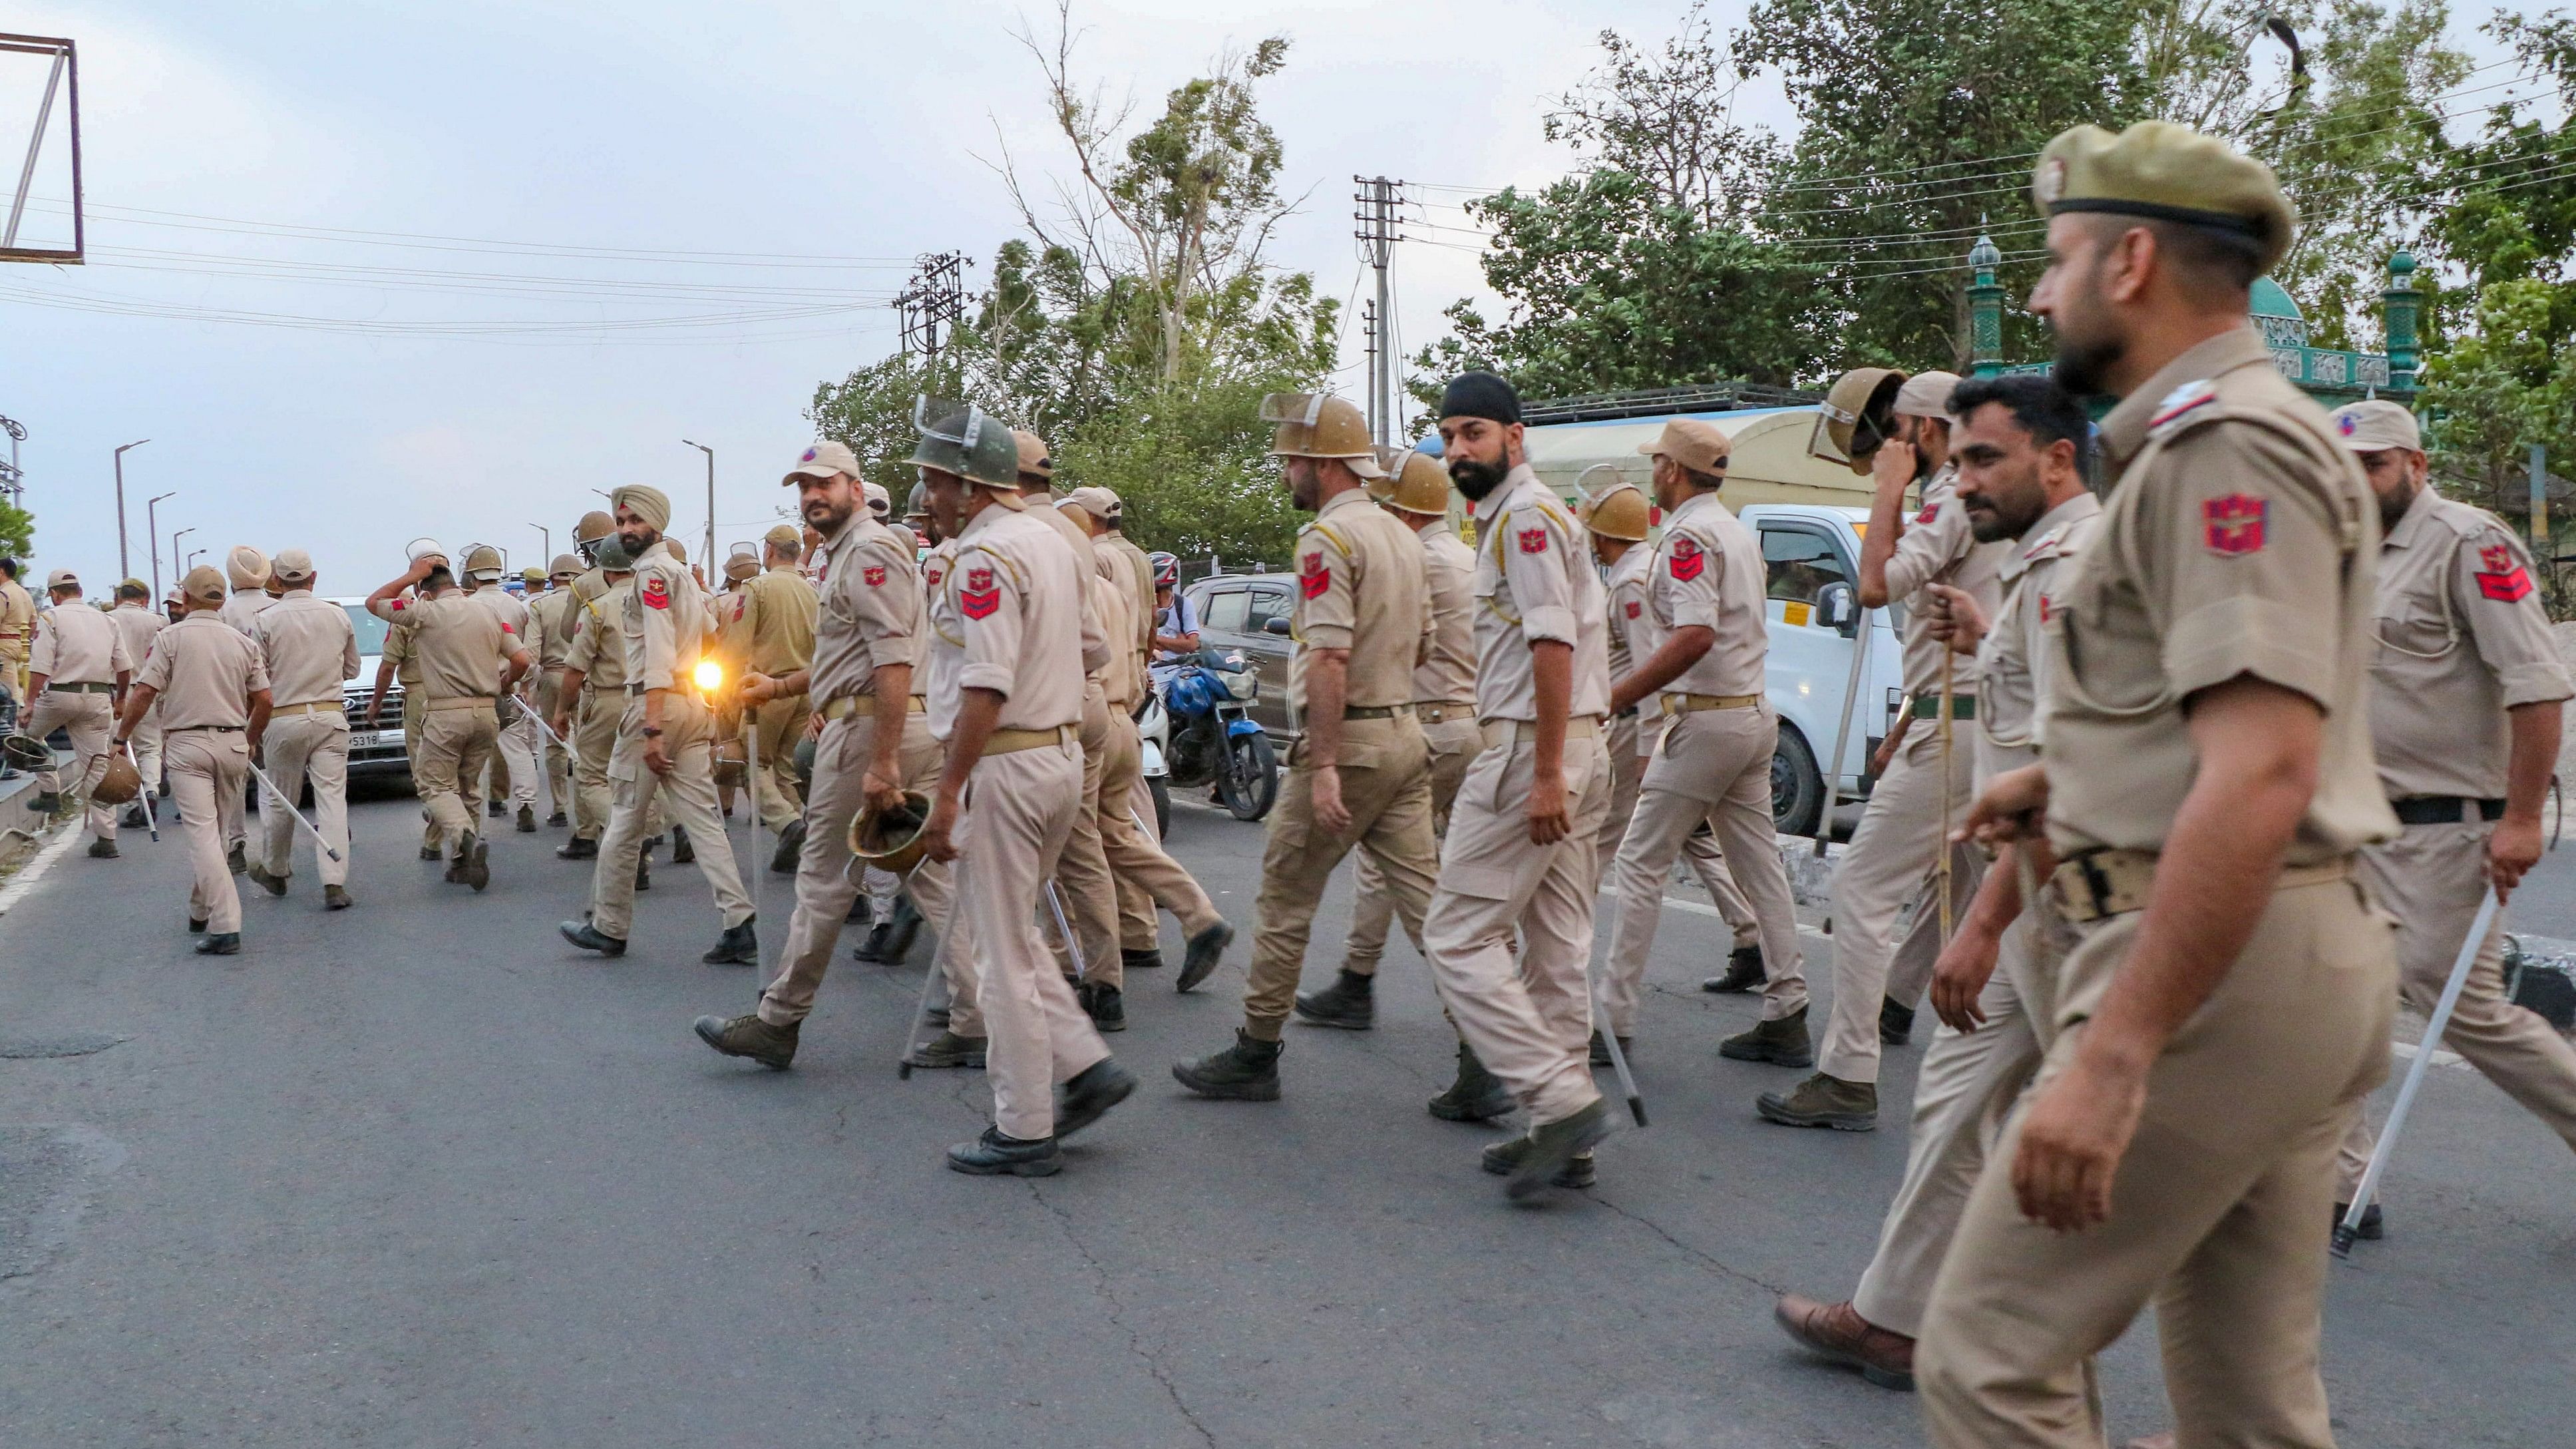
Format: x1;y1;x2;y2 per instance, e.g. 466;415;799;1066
526;553;586;826
368;540;448;863
0;556;35;733
552;537;644;866
1075;486;1166;970
1594;431;1809;1066
695;440;942;1069
1171;393;1432;1102
22;568;133;857
2329;398;2576;1231
1306;448;1482;1034
458;545;540;832
1773;373;2100;1392
219;546;274;637
367;551;531;891
739;521;821;866
117;565;270;955
247;549;359;909
1419;371;1617;1197
1917;121;2399;1448
107;578;168;825
911;403;1135;1176
558;485;758;964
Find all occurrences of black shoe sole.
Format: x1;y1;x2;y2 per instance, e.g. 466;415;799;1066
1508;1110;1613;1201
904;1047;988;1070
1089;1014;1127;1033
194;936;241;956
1175;924;1234;992
1427;1092;1515;1124
693;1018;795;1070
1720;1039;1815;1068
1755;1096;1877;1132
1170;1063;1280;1102
1056;1065;1137;1139
946;1151;1061;1177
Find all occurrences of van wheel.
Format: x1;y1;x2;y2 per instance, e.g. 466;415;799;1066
1771;725;1824;837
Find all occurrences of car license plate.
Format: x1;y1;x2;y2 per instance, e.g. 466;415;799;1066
351;729;396;749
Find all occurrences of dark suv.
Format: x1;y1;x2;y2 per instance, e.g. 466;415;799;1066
1183;573;1300;745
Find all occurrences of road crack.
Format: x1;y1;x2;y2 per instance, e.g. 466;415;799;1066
1585;1189;1787;1297
1025;1179;1218;1448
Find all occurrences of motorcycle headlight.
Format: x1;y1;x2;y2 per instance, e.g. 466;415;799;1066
1226;672;1259;700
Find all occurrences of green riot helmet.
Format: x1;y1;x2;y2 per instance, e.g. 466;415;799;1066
593;534;635;572
906;397;1019;490
904;482;932;522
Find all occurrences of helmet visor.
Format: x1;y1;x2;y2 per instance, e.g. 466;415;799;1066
1258;393;1326;429
913;395;989;452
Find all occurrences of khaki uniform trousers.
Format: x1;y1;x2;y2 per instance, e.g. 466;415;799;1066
166;727;251;933
1819;720;1982;1084
1046;684;1121;988
1341;713;1481;976
24;690;116;841
1603;706;1809;1035
964;738;1111;1141
413;702;499;858
758;704;944;1028
1097;708;1220;942
129;704;166;803
1115;759;1159;952
747;695;808;831
1597;710;1759;950
259;710;351;887
1421;728;1614;1127
398;689;438;854
1242;716;1439;1040
589;695;754;940
532;670;574;817
1917;876;2394;1449
2335;821;2576;1196
570;688;620;841
492;696;538;807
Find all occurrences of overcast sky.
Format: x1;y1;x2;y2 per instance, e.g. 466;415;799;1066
0;1;2543;590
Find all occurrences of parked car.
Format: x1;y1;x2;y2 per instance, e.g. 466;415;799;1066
1182;573;1300;745
1736;504;1905;836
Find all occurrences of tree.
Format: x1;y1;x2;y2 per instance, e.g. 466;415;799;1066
0;499;31;560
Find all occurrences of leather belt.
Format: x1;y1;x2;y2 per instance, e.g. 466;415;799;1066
2048;848;2354;925
172;724;244;733
2390;795;2506;826
822;694;926;722
423;695;496;712
1416;700;1472;724
1660;692;1759;716
47;681;116;695
982;723;1077;757
274;700;344;716
1482;716;1604;748
1343;704;1413;720
1910;693;1978;720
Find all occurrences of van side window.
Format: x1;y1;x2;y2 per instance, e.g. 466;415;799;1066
1202;587;1250;634
1759;526;1851;608
1246;587;1293;636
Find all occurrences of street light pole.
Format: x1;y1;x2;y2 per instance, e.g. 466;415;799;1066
682;440;713;574
529;523;550;568
184;548;204;572
112;439;149;582
145;491;176;599
172;528;195;593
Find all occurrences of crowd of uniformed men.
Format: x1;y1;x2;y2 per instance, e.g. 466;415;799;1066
8;118;2571;1448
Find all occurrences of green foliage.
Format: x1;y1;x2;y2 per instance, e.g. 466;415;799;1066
0;499;31;560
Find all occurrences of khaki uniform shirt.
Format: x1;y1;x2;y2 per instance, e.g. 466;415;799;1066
912;541;954;702
1605;544;1650;682
382;615;422;687
528;588;582;670
925;505;1103;740
1976;491;2102;777
620;540;709;695
1643;489;1767;700
1089;558;1142;708
109;602;167;678
1417;520;1478;708
0;577;34;656
256;588;361;708
808;516;921;708
1107;533;1157;670
1468;465;1612;724
564;577;634;690
218;589;274;640
469;586;532;658
2370;487;2574;800
2042;325;2396;864
741;564;821;677
1034;503;1109;686
30;601;129;685
139;613;268;729
1884;463;2009;695
375;591;514;702
1289;487;1430;716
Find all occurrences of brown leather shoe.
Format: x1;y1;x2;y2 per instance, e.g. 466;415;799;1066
1773;1293;1915;1390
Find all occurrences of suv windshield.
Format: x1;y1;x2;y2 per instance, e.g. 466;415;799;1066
343;602;391;657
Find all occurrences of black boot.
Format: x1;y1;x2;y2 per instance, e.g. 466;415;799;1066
1171;1030;1282;1101
946;1126;1060;1177
1176;919;1236;992
1702;944;1767;994
846;893;874;926
693;1013;798;1070
769;817;805;875
1078;980;1127;1033
1588;1030;1633;1067
1121;946;1165;972
854;897;922;964
226;842;247;875
1293;970;1374;1030
1879;997;1915;1047
669;824;695;865
546;809;568;827
1427;1040;1516;1122
635;859;651;891
701;919;758;966
904;1030;988;1070
556;836;598;860
1505;1100;1612;1201
1055;1058;1138;1139
194;932;242;956
516;804;537;833
559;919;628;956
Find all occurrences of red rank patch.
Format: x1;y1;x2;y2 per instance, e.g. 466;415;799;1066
642;576;671;610
1917;505;1938;525
2038;594;2055;624
2477;544;2534;602
862;566;886;588
924;564;944;589
960;566;1000;620
500;622;515;635
1624;600;1641;620
2201;494;2267;556
1299;550;1329;599
1667;535;1705;582
1517;526;1549;555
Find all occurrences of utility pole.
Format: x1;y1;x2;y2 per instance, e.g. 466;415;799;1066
682;441;714;574
112;437;147;582
894;252;971;387
529;523;550;570
171;527;193;594
1352;176;1403;445
146;490;176;598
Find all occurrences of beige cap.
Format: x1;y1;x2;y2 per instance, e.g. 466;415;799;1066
2033;120;2295;275
226;545;270;591
272;548;316;584
1636;418;1732;475
44;567;78;591
1059;486;1121;523
182;565;227;604
862;479;891;518
1013;429;1053;481
763;522;803;551
1895;371;1962;419
664;537;687;566
2330;400;2421;453
784;440;862;485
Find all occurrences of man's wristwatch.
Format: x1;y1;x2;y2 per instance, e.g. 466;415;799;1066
640;725;663;738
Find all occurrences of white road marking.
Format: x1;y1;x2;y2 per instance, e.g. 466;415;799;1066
0;823;87;918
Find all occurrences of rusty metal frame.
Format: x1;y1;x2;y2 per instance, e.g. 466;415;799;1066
1;33;82;264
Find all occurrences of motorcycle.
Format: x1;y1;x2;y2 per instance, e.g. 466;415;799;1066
1143;645;1277;823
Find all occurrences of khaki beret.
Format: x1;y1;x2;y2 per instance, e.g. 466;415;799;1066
763;522;803;551
2330;400;2421;453
44;568;78;590
2033;120;2295;275
1894;371;1961;419
271;548;316;584
784;440;862;485
182;565;226;604
1636;417;1731;476
1013;429;1053;481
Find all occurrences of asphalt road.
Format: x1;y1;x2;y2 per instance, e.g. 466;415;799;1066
2;788;2570;1448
